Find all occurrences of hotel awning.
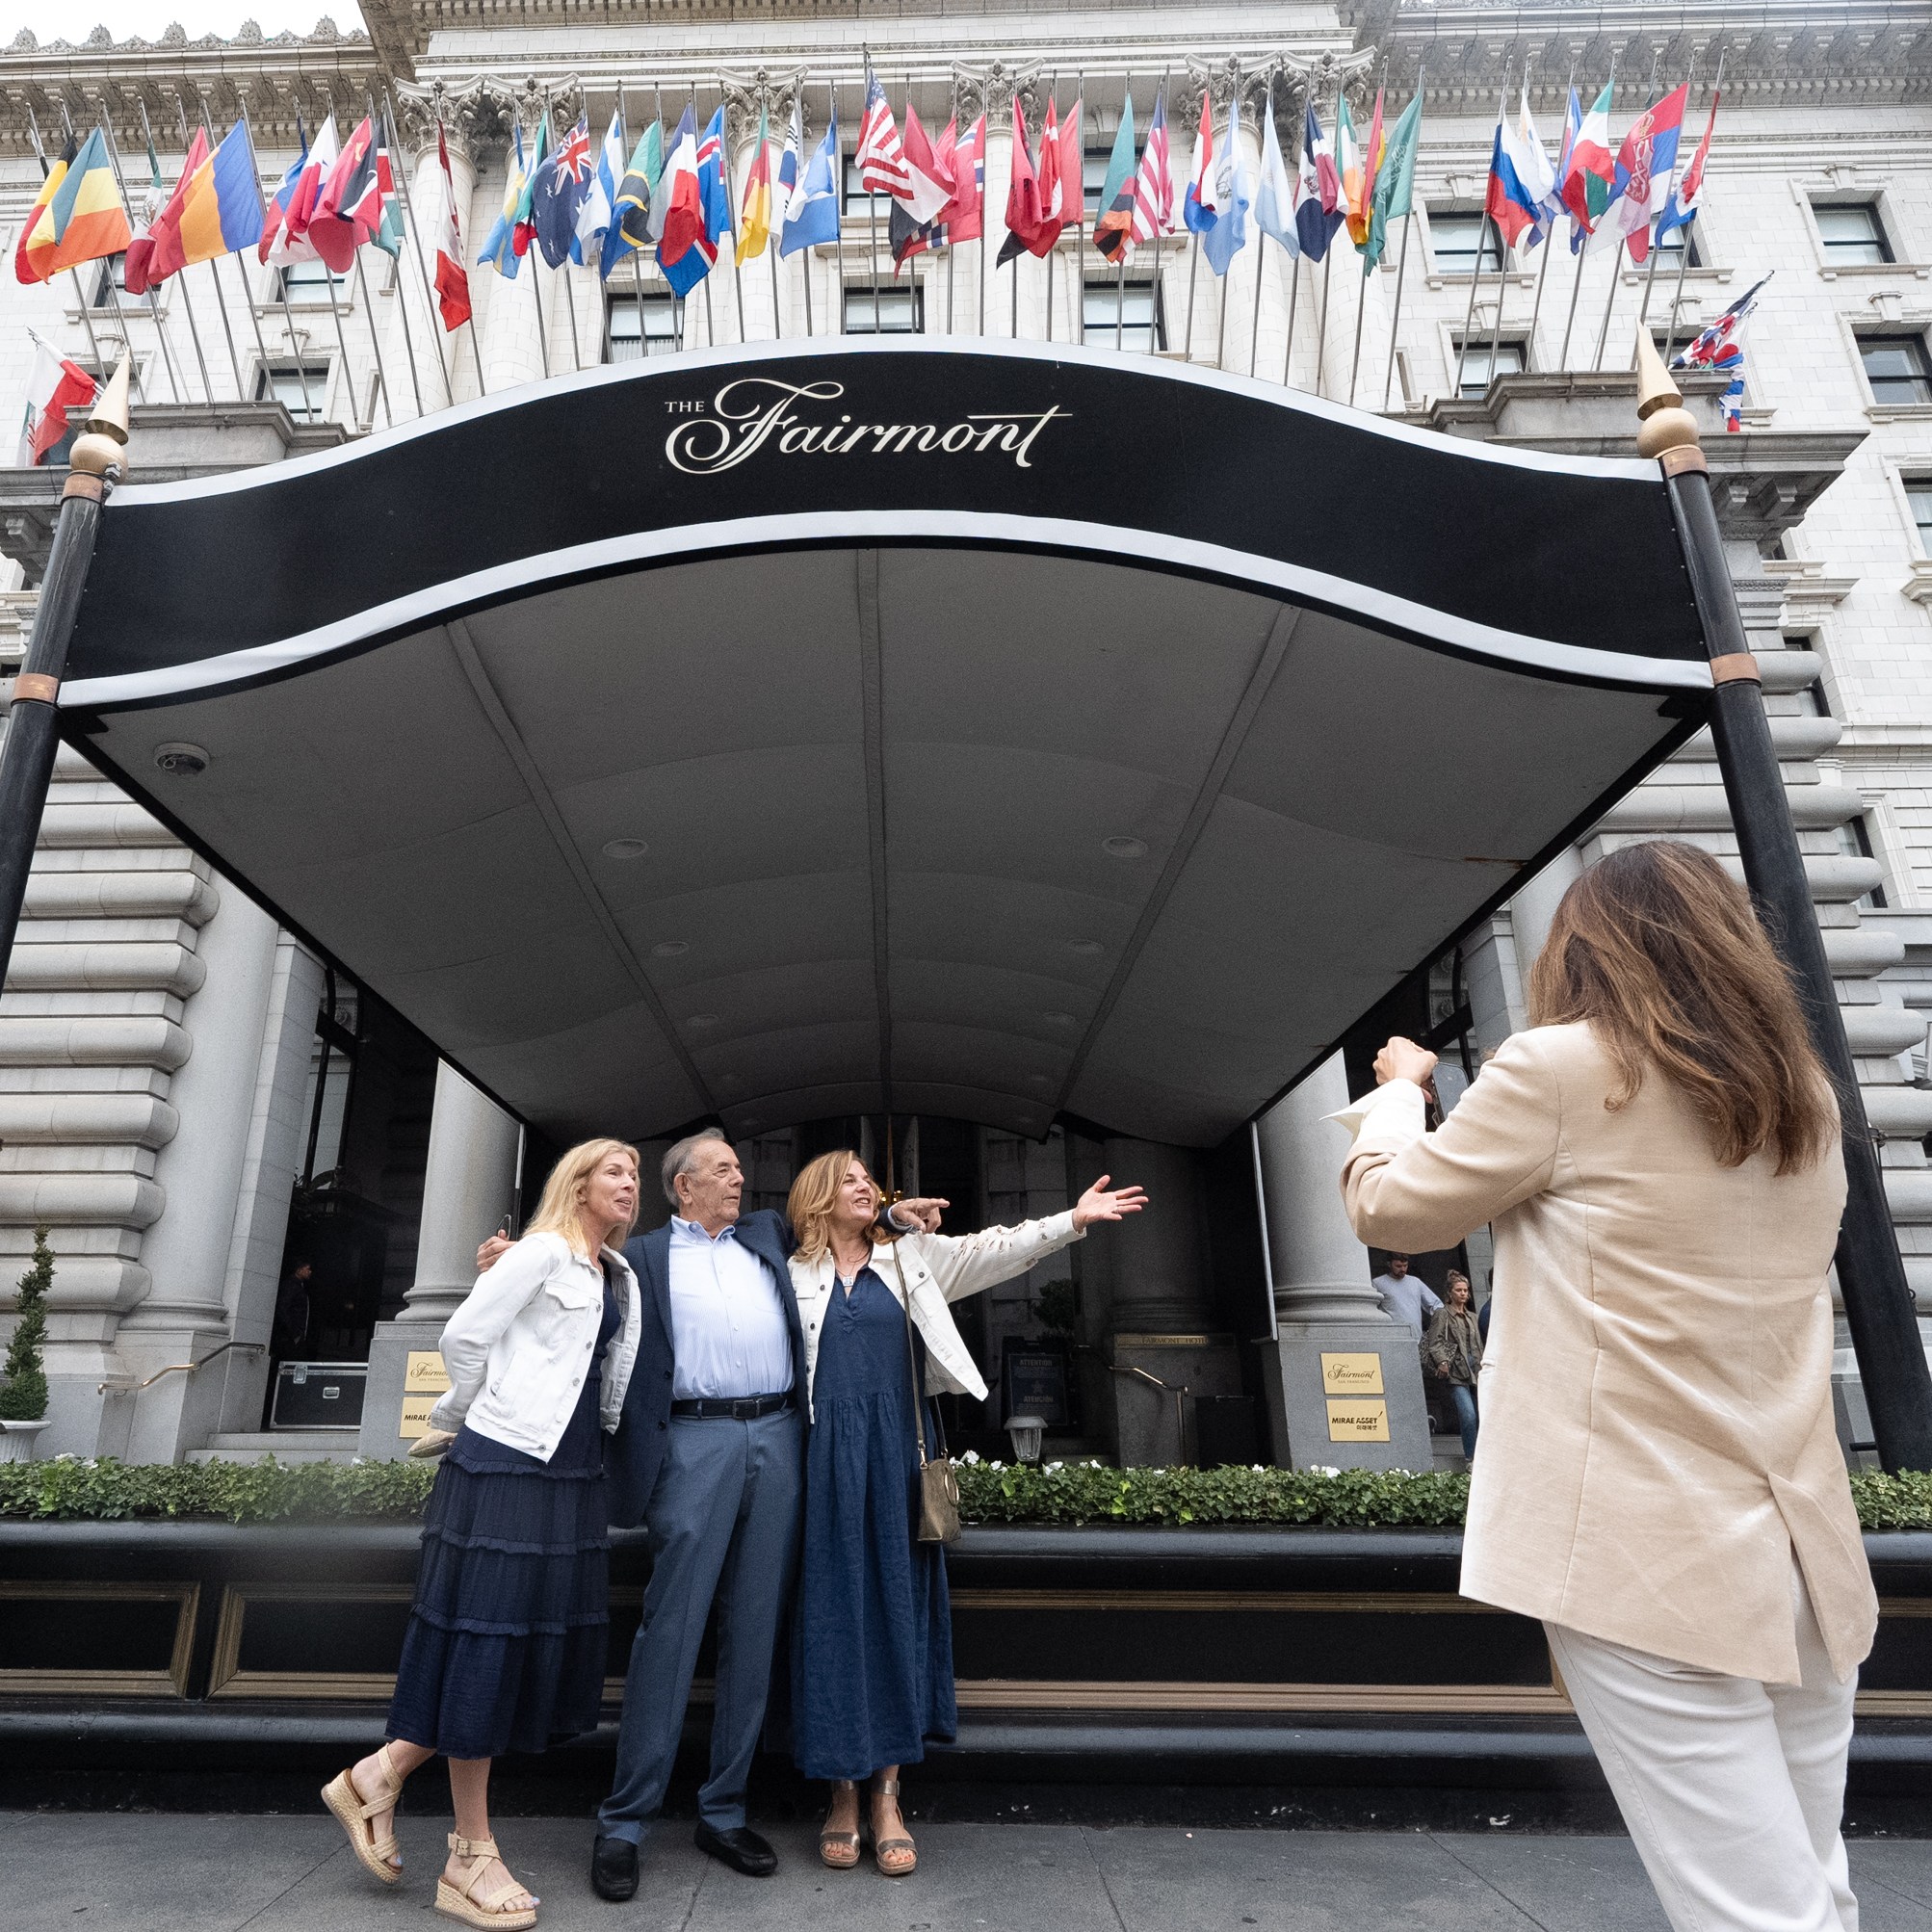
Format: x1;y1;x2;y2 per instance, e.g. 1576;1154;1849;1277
58;341;1710;1147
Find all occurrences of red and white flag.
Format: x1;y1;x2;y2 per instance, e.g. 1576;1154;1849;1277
1129;88;1175;243
898;101;954;223
856;76;913;201
18;341;96;467
433;122;471;331
938;113;986;244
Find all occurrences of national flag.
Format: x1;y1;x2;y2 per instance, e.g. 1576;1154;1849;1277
18;129;130;282
1484;100;1547;253
1254;90;1298;258
140;118;265;285
575;109;625;273
610;118;664;264
258;116;333;268
1128;89;1173;245
1657;88;1718;244
1294;103;1344;261
530;114;591;269
433;122;471;329
779;101;840;257
372;123;405;259
1362;91;1422;271
855;75;914;205
1202;102;1250;275
888;107;953;269
119;128;169;295
737;105;775;263
1093;92;1137;265
997;95;1043;267
1596;83;1688;264
307;116;380;273
653;104;707;281
1335;96;1362;243
1349;87;1386;250
15;135;72;284
698;104;734;255
17;341;96;466
1559;78;1615;239
1512;84;1561;242
1041;95;1082;243
124;127;204;295
937;112;985;245
477;120;528;278
1673;273;1767;432
511;114;551;258
1183;90;1217;236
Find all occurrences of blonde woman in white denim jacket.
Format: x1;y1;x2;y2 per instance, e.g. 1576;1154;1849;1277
324;1138;642;1931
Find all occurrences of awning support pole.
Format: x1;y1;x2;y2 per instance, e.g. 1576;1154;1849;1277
0;362;129;992
1637;333;1932;1474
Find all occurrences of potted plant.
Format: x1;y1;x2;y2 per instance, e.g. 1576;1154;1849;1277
0;1226;52;1461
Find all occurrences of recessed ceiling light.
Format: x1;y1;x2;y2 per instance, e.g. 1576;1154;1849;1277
602;837;649;860
1065;939;1105;955
154;742;209;776
651;939;689;957
685;1012;720;1031
1102;836;1147;859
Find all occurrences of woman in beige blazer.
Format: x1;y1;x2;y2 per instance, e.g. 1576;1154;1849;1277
1341;841;1875;1932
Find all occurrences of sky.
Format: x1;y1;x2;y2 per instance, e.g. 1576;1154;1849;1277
0;1;364;40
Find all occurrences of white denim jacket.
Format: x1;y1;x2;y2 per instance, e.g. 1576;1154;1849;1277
429;1232;641;1463
789;1214;1083;1422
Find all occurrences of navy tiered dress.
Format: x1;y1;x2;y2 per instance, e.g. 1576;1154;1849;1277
387;1269;620;1761
792;1265;956;1780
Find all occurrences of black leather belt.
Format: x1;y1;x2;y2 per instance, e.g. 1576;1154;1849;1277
669;1392;795;1421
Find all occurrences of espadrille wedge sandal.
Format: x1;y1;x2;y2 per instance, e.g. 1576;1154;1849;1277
870;1777;917;1877
321;1742;405;1885
435;1833;538;1930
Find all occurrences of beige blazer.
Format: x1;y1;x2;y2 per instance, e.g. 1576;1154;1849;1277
1340;1021;1874;1685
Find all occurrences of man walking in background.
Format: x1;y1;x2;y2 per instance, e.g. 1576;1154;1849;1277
1372;1253;1441;1339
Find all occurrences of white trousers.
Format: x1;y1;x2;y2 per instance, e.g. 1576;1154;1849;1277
1546;1566;1859;1932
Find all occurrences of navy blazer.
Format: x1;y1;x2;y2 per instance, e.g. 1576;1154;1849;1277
604;1209;804;1529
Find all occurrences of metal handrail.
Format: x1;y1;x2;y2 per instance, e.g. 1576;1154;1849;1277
98;1338;262;1396
1108;1361;1191;1466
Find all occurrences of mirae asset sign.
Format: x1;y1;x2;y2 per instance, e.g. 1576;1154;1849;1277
664;377;1070;474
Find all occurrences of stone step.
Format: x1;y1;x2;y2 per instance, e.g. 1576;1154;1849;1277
186;1430;360;1466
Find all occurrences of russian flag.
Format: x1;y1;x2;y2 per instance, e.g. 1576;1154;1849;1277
1484;116;1544;251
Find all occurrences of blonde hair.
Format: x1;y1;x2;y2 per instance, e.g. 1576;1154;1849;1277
524;1138;641;1257
787;1148;898;1266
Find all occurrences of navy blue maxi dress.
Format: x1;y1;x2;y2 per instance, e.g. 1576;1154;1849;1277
387;1269;620;1761
792;1264;956;1781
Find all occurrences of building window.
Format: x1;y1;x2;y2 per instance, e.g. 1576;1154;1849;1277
1654;224;1702;269
277;258;349;300
844;284;923;333
1453;339;1525;398
1839;814;1889;910
255;363;330;423
1861;334;1932;406
89;252;131;306
842;155;867;215
1905;479;1932;550
1083;145;1110;213
1814;201;1893;267
1083;276;1165;352
607;290;681;360
1430;211;1502;274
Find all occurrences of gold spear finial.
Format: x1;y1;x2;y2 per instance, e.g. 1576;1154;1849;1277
68;353;130;485
1633;328;1702;466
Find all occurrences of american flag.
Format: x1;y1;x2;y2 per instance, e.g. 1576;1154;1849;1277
856;75;912;199
1129;89;1174;244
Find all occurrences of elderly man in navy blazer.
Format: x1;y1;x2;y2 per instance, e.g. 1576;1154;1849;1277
483;1128;942;1899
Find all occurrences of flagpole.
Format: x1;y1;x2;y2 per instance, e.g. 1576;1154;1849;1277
365;93;427;416
1346;60;1387;408
173;108;273;415
1075;72;1088;345
797;81;816;338
87;110;154;404
540;87;585;374
1451;68;1506;402
1246;69;1272;378
231;97;316;420
617;82;651;360
381;91;455;407
722;80;748;343
1481;61;1521;395
1283;252;1300;386
1145;68;1168;358
1380;208;1412;407
1183;237;1199;360
1520;61;1567;374
172;101;245;400
1633;56;1707;371
120;99;187;405
1592;49;1653;374
831;78;849;336
45;106;112;392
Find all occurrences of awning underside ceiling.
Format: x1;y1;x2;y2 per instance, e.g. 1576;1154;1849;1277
87;547;1684;1146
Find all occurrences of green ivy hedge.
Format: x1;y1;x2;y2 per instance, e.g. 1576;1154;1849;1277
3;1453;1931;1530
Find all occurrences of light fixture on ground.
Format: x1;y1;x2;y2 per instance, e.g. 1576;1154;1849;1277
1005;1413;1046;1464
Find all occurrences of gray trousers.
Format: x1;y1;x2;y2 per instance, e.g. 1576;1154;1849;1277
599;1409;802;1839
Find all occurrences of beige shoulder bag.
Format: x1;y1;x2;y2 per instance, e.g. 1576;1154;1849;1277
888;1239;961;1546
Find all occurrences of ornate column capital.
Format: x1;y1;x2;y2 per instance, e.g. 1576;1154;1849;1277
951;59;1045;127
394;76;518;165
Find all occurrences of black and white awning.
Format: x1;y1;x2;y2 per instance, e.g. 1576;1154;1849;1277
61;340;1710;1146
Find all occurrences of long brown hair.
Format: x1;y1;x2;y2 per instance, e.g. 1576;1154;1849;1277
787;1149;902;1265
1526;842;1837;1175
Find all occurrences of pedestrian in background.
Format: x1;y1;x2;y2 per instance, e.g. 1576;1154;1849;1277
1371;1252;1441;1338
323;1139;644;1932
1422;1269;1482;1460
1339;841;1874;1932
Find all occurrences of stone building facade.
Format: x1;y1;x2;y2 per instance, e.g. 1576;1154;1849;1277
1;0;1929;1464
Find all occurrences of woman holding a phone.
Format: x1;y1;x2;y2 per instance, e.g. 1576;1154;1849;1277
322;1139;643;1930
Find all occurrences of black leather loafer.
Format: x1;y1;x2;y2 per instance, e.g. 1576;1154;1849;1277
591;1834;639;1902
693;1821;778;1876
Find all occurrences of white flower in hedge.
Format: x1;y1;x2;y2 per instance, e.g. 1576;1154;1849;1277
1046;1460;1063;1472
960;1449;981;1465
1315;1465;1342;1476
1251;1464;1266;1473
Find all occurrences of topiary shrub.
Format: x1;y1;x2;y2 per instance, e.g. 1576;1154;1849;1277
0;1227;52;1423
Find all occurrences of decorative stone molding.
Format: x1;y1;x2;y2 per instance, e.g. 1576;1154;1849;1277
392;76;520;164
952;59;1045;126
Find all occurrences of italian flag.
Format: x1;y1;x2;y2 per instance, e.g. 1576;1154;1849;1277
1560;80;1615;234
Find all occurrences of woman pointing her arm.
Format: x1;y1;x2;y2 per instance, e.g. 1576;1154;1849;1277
1340;842;1875;1932
787;1152;1145;1878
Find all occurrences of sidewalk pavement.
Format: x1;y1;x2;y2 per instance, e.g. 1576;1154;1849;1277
8;1812;1932;1932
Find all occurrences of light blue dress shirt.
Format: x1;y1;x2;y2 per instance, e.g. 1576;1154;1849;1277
666;1217;795;1400
1374;1271;1443;1339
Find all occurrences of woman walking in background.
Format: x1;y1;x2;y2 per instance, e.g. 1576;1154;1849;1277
788;1150;1145;1876
1422;1269;1482;1461
322;1140;643;1930
1339;841;1875;1932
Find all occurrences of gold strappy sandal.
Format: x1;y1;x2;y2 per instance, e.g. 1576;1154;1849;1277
820;1781;861;1869
871;1777;917;1877
321;1741;405;1885
435;1832;538;1930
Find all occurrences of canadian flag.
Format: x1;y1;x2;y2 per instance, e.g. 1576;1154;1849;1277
433;124;471;331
